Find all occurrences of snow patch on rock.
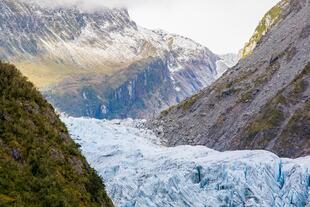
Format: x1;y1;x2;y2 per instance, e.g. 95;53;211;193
215;53;239;78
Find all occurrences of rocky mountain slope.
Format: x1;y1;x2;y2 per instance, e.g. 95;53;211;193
0;0;236;119
63;116;310;207
241;0;290;58
151;0;310;158
0;62;113;206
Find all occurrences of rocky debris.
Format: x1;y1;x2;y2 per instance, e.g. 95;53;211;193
150;0;310;158
69;156;84;175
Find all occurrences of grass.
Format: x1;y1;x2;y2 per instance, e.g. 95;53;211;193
15;57;134;89
241;0;288;58
239;91;253;103
293;79;306;94
246;108;284;135
286;63;310;101
240;62;310;152
274;94;287;105
238;59;281;104
161;106;175;116
275;100;310;157
177;93;202;111
0;194;16;205
302;63;310;76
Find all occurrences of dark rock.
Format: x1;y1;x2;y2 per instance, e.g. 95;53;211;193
69;156;84;175
12;148;22;161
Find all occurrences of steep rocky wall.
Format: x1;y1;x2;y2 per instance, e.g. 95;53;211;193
46;58;177;119
98;58;177;119
151;0;310;158
0;0;235;119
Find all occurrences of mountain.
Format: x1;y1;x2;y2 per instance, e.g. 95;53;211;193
63;116;310;207
0;62;114;206
215;53;240;78
0;0;236;119
151;0;310;158
241;0;290;58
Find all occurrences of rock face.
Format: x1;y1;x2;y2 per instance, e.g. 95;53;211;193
63;116;310;207
151;0;310;158
0;62;114;206
0;0;236;119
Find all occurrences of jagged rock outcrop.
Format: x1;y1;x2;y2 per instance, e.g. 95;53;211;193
151;0;310;158
0;0;236;119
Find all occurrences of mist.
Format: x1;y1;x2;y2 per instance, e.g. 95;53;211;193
23;0;170;11
22;0;279;54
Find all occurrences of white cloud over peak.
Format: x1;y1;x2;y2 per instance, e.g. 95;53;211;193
23;0;171;10
22;0;280;54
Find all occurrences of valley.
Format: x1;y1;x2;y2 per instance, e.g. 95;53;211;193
0;0;236;119
63;115;310;207
0;0;309;206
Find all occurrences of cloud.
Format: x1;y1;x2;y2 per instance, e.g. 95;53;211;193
22;0;171;11
20;0;279;54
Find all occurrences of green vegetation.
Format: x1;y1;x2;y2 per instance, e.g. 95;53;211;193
282;100;309;137
238;60;281;104
293;79;306;94
239;91;253;104
246;107;284;137
241;63;310;154
0;62;114;207
241;0;289;58
274;94;287;105
287;63;310;101
241;97;285;148
214;68;256;95
160;106;174;116
302;63;310;76
275;99;310;157
177;93;202;111
285;47;297;63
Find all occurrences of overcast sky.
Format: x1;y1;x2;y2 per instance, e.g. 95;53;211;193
129;0;279;54
127;0;279;54
29;0;279;54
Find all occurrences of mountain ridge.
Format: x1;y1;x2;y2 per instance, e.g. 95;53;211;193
150;0;310;158
0;0;236;119
0;61;114;206
241;0;290;58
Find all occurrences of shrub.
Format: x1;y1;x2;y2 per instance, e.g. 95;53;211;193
0;62;114;207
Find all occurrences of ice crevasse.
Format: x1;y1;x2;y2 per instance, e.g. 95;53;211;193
62;116;310;207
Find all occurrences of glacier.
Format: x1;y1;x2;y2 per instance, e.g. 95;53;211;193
62;116;310;207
